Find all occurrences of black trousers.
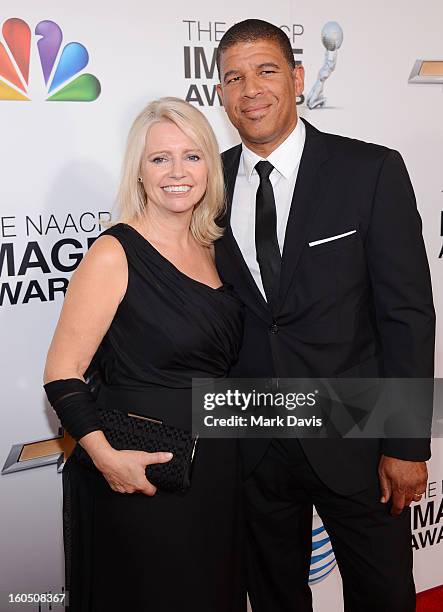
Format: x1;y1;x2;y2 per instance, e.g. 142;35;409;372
245;439;415;612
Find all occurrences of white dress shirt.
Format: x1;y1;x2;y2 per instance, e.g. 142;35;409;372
230;119;306;299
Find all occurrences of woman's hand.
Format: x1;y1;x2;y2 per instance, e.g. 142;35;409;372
92;447;173;496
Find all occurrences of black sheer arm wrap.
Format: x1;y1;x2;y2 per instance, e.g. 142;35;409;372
43;378;102;441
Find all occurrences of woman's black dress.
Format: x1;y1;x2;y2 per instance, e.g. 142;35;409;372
62;223;245;611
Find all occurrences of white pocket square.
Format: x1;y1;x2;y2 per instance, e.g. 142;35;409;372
309;230;357;247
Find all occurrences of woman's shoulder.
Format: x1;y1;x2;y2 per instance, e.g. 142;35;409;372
83;225;128;270
99;221;129;242
64;226;128;309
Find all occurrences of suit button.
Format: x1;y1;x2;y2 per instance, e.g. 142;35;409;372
269;323;279;334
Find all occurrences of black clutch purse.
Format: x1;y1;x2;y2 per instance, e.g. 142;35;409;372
74;404;198;494
71;362;198;493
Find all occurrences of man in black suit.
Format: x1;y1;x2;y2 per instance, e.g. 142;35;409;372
214;19;435;612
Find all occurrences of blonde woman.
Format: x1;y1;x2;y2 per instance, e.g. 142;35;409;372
43;98;245;611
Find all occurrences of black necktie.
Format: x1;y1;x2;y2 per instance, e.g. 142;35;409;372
255;161;281;312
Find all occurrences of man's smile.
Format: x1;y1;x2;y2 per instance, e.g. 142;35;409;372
242;103;272;118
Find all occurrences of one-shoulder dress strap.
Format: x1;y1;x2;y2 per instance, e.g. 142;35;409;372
99;222;132;245
99;222;145;260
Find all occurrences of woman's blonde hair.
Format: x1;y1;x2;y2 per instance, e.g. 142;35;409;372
115;97;225;246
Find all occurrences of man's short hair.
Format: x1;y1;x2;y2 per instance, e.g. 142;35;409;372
216;19;295;78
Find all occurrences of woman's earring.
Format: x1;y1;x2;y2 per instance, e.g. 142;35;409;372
137;177;143;183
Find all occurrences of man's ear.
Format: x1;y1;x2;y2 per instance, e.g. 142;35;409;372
293;64;305;97
216;83;224;106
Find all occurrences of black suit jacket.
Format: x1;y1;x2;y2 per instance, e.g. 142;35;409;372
215;119;435;495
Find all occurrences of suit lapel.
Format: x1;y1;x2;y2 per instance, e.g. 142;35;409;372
279;119;333;308
219;145;271;322
221;145;241;226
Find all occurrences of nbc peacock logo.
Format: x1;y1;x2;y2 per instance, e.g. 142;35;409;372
0;17;101;101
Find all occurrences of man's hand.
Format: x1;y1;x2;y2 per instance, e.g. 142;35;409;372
378;455;427;516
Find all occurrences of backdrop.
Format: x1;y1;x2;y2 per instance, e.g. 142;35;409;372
0;1;442;610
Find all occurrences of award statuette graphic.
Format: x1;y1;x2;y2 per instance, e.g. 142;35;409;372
306;21;343;109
